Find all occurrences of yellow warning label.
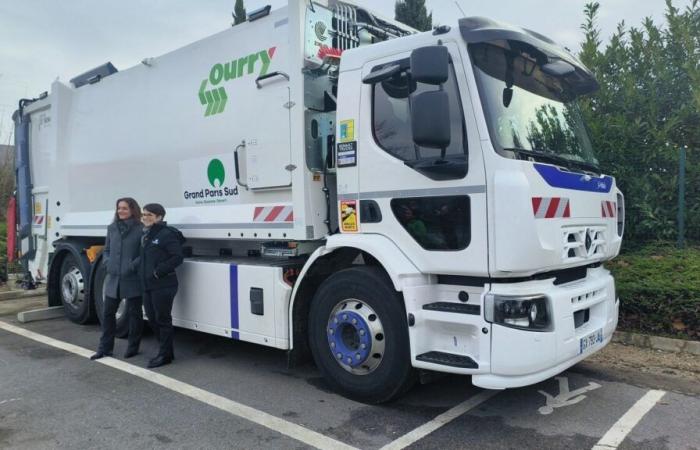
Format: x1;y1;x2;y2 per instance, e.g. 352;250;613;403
339;119;354;143
34;202;42;214
340;200;358;233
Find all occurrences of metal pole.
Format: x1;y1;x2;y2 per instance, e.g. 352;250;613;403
677;146;686;249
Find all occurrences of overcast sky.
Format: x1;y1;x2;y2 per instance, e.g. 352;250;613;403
0;0;690;142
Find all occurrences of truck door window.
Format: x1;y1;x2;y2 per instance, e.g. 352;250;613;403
372;59;468;170
391;196;470;250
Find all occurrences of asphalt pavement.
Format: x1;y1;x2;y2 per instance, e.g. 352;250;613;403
0;297;697;450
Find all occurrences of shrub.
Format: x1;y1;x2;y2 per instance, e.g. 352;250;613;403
607;242;700;340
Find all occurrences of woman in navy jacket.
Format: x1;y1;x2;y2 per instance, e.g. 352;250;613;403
91;198;144;360
137;203;184;368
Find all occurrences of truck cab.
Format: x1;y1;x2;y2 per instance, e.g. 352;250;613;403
307;14;622;394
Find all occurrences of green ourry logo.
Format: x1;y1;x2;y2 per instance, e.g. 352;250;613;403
199;46;277;116
207;159;225;187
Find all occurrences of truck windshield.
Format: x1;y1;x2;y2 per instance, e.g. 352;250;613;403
468;42;599;172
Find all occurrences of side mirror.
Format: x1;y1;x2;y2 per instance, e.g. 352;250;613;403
411;91;451;149
410;46;449;85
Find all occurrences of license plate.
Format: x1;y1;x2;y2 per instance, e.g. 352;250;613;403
579;328;604;355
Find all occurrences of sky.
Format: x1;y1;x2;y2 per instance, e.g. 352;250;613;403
0;0;691;143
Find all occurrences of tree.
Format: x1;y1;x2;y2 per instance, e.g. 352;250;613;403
232;0;246;26
395;0;432;32
578;1;700;244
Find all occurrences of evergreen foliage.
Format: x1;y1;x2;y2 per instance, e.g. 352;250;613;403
578;1;700;244
395;0;433;32
607;243;700;340
232;0;246;26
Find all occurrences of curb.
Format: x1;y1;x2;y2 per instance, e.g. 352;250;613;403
613;331;700;356
0;289;48;302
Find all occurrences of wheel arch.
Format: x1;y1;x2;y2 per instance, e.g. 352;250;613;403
287;234;426;361
48;238;101;317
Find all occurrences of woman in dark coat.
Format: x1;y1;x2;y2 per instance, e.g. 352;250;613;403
138;203;184;368
91;198;144;360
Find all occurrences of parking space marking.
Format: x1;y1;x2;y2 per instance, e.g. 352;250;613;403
0;320;358;450
591;389;666;450
538;376;601;415
379;390;499;450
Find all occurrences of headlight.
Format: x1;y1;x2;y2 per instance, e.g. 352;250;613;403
484;294;552;331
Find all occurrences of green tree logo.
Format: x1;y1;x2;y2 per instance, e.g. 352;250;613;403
207;159;226;187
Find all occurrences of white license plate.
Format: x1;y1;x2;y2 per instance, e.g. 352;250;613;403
579;328;604;355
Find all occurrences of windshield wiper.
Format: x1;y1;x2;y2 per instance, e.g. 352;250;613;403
502;147;600;174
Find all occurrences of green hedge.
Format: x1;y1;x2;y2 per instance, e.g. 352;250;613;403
607;242;700;340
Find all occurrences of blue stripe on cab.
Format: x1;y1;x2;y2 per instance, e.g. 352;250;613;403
534;163;613;193
230;264;239;340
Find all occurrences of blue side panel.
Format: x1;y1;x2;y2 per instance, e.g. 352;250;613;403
534;163;613;193
14;112;33;240
229;264;239;340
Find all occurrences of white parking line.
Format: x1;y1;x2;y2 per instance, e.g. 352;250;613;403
0;320;358;450
591;389;666;450
379;390;499;450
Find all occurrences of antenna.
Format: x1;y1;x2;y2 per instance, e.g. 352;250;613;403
454;1;466;17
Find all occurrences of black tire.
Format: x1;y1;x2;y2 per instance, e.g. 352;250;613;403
308;266;416;403
59;252;94;324
93;259;129;338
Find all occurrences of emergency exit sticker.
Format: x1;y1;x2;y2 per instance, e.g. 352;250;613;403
340;200;358;232
339;119;354;143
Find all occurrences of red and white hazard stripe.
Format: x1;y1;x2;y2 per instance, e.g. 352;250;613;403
601;201;616;218
532;197;571;219
253;205;293;223
33;215;44;225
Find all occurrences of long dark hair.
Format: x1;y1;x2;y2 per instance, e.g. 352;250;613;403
113;197;142;223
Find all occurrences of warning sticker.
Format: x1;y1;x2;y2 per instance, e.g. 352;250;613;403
339;119;354;143
340;200;358;233
337;141;357;167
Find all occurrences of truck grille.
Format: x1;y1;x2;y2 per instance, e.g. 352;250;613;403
562;226;606;261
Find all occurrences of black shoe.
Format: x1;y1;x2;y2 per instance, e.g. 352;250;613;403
147;355;172;369
123;349;139;359
90;351;112;360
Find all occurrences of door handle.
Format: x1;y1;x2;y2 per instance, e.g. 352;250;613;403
234;140;248;189
255;71;289;89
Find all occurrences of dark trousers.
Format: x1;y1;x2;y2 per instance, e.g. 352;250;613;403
98;296;143;354
143;286;178;358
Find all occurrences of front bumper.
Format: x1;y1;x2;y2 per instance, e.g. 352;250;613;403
473;265;618;389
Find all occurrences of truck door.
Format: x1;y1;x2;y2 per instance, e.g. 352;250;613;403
353;42;487;275
244;71;293;190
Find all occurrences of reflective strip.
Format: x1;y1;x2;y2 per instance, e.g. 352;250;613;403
253;205;293;222
337;185;486;201
601;201;616;218
532;197;570;219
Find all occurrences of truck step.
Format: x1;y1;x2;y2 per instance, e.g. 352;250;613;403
422;302;480;315
415;351;479;369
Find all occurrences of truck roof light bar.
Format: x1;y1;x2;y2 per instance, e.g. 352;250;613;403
248;5;271;22
70;62;118;88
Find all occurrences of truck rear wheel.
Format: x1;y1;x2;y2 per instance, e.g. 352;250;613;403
308;266;415;403
93;260;129;338
59;253;93;324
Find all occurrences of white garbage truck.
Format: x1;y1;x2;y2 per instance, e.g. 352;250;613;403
13;0;624;402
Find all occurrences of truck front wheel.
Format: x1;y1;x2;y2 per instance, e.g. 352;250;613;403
308;266;415;403
59;253;93;324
